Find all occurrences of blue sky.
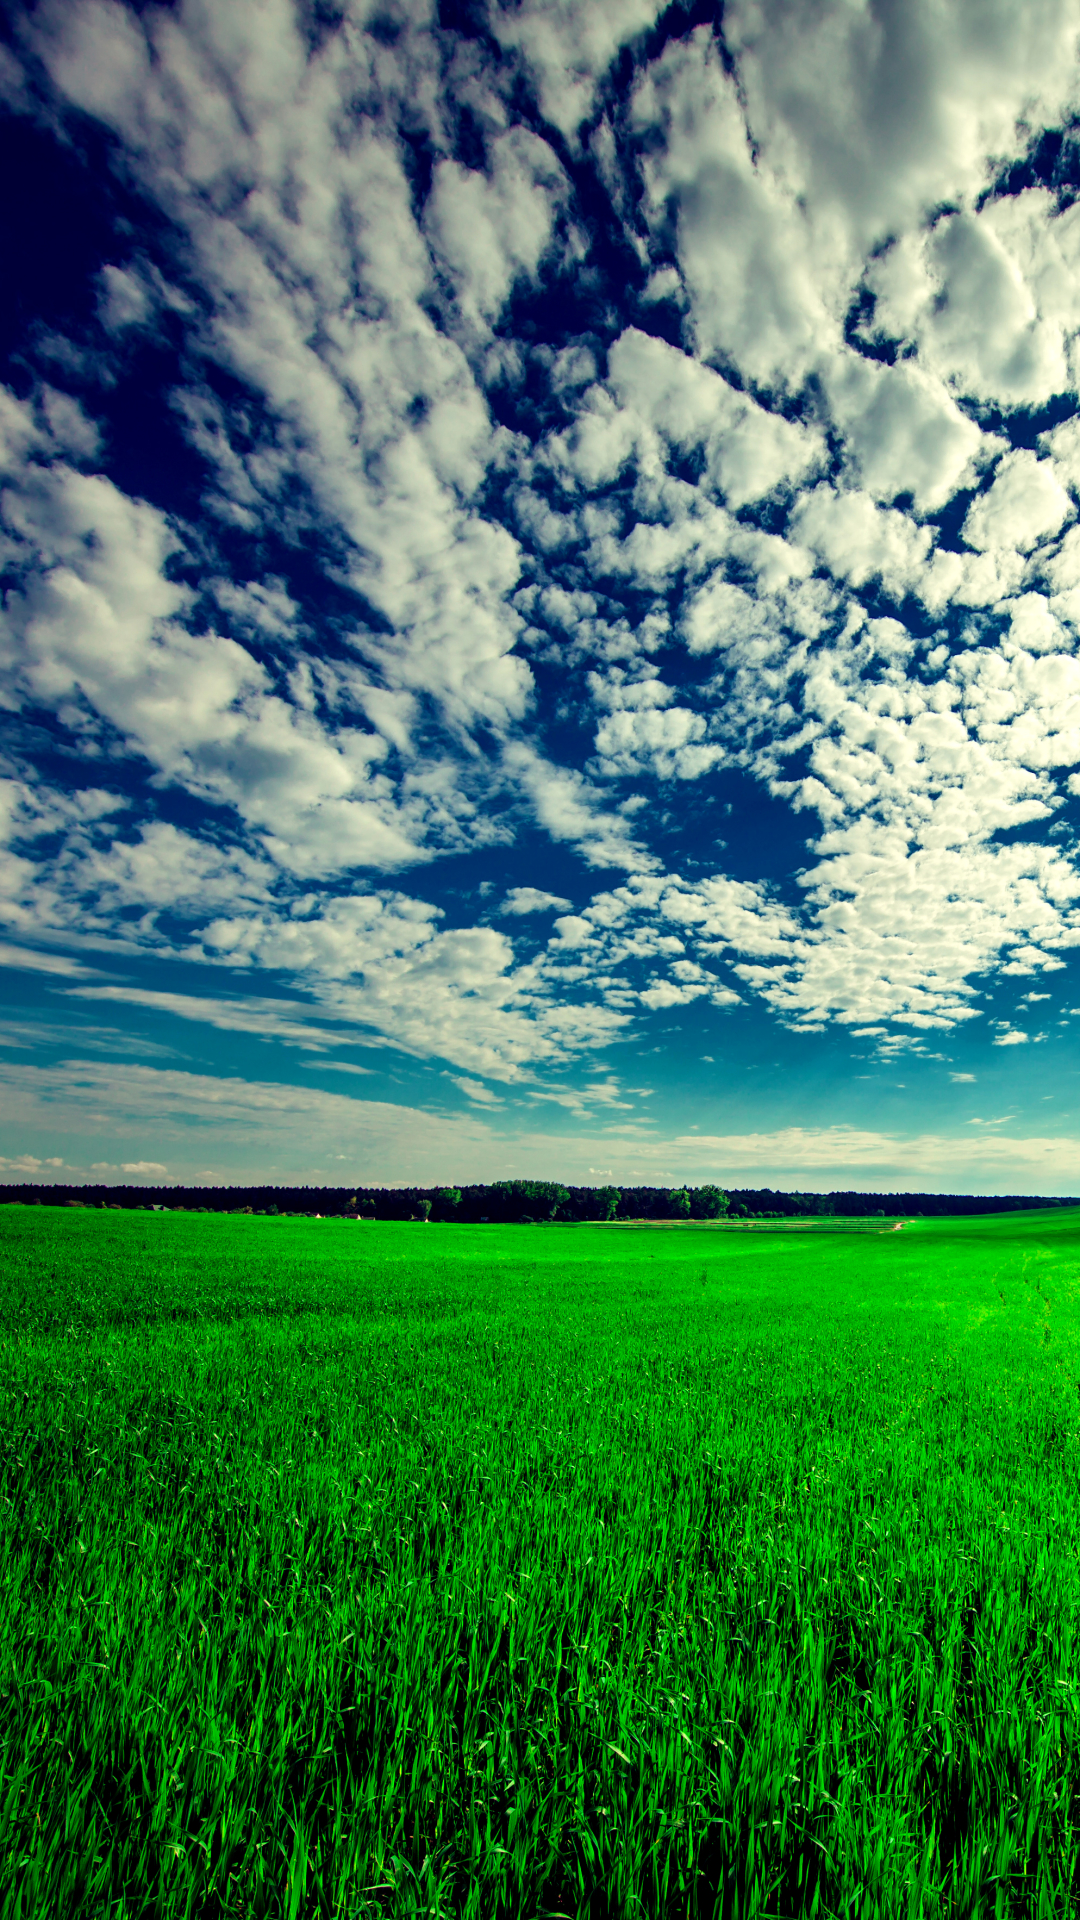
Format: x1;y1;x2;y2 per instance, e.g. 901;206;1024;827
3;0;1080;1193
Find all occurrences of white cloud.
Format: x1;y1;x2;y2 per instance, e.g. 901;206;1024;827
425;129;568;334
824;352;988;513
632;33;833;389
75;822;274;914
499;887;573;916
670;1124;1080;1184
492;0;666;140
637;977;710;1009
550;915;594;950
789;485;934;598
631;2;1080;414
38;387;101;461
213;576;301;643
603;327;824;509
4;1050;1079;1190
952;639;1080;769
0;1055;499;1183
97;263;153;333
587;671;675;712
8;0;1080;1092
299;1060;373;1076
640;266;682;305
998;592;1066;656
0;445;449;875
194;888;631;1083
525;1076;634;1113
1039;414;1080;497
592;704;723;781
726;1;1080;249
867;202;1076;408
449;1075;503;1105
0;942;100;978
742;819;1080;1032
962;450;1074;554
65;984;378;1052
503;742;657;872
121;1159;167;1173
31;4;535;746
680;577;791;658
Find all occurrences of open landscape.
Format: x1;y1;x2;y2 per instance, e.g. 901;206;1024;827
9;6;1080;1915
2;1203;1079;1918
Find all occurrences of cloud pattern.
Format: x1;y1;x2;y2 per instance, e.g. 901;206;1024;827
3;0;1080;1127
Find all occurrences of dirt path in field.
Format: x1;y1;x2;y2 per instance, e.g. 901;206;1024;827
590;1218;914;1233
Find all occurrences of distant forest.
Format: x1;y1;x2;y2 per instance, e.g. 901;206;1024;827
1;1180;1076;1220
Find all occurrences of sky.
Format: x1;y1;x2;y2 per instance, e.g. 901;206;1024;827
4;0;1080;1194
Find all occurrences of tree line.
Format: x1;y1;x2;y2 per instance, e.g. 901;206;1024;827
1;1180;1076;1218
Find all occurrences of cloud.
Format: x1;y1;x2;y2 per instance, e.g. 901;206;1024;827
823;352;988;513
191;890;632;1083
0;943;101;978
667;1124;1080;1185
525;1076;634;1113
212;576;302;644
449;1076;504;1105
599;327;824;510
492;0;666;139
1039;415;1080;498
0;451;430;876
592;704;724;781
740;826;1080;1031
425;129;569;334
298;1060;373;1076
64;984;379;1052
630;3;1080;411
499;887;573;916
74;823;275;914
962;450;1074;554
58;14;527;734
789;486;934;599
121;1160;167;1173
503;743;657;872
5;0;1080;1115
866;191;1080;410
3;1054;1078;1192
97;263;154;334
0;1055;499;1183
549;914;594;950
632;28;833;389
949;1072;977;1082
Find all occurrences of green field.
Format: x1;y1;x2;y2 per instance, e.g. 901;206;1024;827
2;1204;1080;1919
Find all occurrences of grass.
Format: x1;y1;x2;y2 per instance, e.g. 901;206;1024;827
1;1203;1079;1918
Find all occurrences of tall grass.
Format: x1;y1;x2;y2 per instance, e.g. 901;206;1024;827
1;1205;1079;1917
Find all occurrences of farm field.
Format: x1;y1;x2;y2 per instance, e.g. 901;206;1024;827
2;1206;1080;1918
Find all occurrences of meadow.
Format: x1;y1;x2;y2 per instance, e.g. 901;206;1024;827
1;1204;1079;1919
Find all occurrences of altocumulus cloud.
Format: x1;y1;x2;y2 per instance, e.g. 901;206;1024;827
3;0;1080;1184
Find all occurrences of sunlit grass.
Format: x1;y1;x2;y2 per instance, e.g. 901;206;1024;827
1;1204;1079;1917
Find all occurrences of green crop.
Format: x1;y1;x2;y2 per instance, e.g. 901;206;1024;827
1;1203;1079;1917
